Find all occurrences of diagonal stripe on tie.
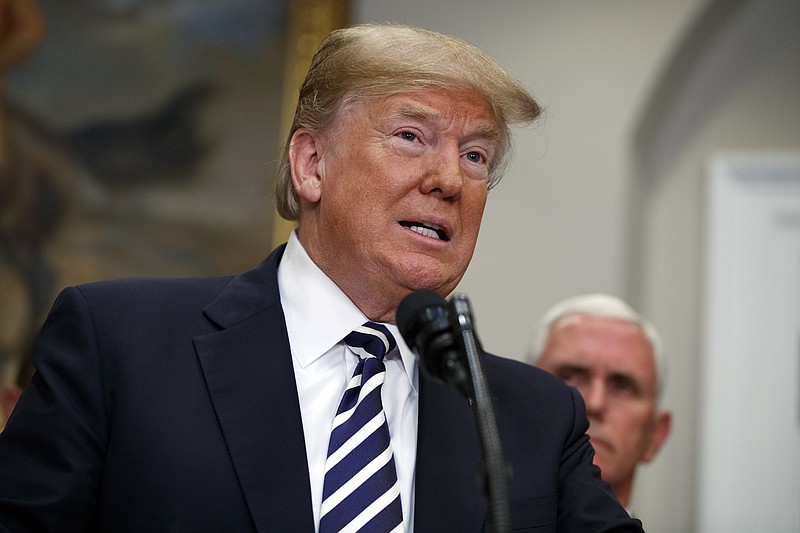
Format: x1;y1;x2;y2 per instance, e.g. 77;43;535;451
331;373;385;432
322;461;401;531
338;481;401;533
321;446;395;515
325;412;385;471
319;321;403;533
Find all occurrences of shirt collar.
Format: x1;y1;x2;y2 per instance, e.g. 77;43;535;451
277;231;417;388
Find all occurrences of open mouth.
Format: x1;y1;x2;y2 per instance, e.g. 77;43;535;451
399;221;449;241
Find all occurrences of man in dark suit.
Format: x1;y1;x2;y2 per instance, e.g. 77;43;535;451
0;23;643;532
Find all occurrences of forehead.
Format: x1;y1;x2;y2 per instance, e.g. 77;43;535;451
352;88;499;133
544;315;657;380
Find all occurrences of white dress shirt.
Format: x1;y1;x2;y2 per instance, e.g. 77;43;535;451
277;231;419;532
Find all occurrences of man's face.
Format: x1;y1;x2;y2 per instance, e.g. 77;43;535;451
291;88;497;321
537;315;669;494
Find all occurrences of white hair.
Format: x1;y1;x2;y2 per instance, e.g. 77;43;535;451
528;294;667;403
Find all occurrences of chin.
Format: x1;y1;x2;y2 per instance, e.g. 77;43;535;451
409;275;460;296
395;262;462;295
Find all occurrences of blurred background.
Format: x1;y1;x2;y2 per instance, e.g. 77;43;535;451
1;1;798;532
0;0;288;364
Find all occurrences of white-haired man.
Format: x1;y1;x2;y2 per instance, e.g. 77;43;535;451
529;294;672;510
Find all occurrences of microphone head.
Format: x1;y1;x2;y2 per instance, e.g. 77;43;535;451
397;289;448;345
398;290;470;388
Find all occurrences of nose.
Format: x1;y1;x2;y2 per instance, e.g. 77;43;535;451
420;147;463;200
582;380;607;420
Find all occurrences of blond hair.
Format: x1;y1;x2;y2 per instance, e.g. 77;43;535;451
275;23;542;221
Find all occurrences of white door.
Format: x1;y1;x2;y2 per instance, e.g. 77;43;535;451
697;153;800;533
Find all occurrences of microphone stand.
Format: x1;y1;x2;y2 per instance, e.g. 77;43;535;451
449;294;511;533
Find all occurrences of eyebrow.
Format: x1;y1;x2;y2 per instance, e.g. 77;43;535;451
395;105;441;123
394;105;500;142
607;371;643;389
554;364;588;375
554;365;646;389
471;123;501;142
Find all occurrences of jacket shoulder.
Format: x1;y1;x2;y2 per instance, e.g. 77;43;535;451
73;275;234;304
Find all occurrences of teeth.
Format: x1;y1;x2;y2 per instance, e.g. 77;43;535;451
400;220;446;240
409;225;441;239
407;221;444;240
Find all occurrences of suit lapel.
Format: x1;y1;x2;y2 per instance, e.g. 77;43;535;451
194;246;315;532
414;374;487;532
191;245;492;532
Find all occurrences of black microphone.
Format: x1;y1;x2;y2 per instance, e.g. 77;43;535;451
398;290;511;533
396;290;473;399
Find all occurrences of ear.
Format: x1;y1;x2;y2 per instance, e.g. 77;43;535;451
642;410;672;462
288;128;324;204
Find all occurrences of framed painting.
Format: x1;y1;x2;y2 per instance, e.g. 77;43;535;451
0;0;349;385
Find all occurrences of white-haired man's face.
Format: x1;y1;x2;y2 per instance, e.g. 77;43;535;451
536;314;671;507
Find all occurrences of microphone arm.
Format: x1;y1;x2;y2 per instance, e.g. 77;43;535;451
396;290;511;533
448;294;511;533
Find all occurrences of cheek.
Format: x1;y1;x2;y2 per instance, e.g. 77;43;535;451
463;187;488;228
613;406;657;445
604;402;640;428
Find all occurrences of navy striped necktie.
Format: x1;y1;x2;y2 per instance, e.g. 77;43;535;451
319;321;404;533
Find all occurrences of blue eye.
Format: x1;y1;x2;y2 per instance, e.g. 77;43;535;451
466;151;484;163
399;131;417;142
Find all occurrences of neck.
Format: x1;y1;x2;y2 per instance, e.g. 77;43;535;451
612;478;633;509
295;224;405;324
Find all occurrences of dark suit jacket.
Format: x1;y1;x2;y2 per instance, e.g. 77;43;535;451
0;245;642;532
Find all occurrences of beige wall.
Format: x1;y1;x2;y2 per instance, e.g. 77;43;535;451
633;1;800;529
354;1;800;532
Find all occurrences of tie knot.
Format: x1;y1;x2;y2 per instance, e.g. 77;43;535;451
344;321;397;361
